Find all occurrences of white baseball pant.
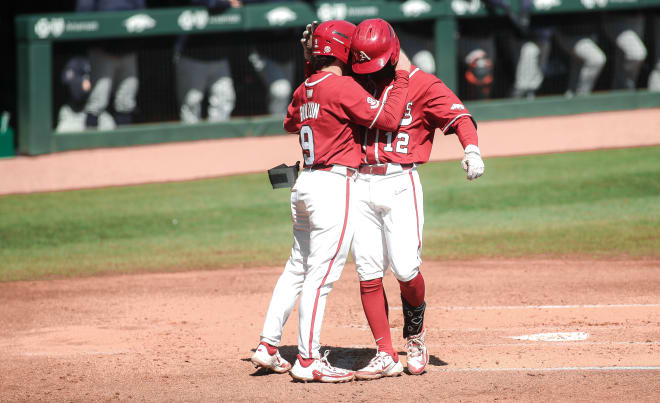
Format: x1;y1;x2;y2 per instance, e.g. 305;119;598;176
352;165;424;282
259;166;355;359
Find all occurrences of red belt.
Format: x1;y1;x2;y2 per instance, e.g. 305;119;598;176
358;163;414;175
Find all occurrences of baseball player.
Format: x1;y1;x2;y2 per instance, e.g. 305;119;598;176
250;20;412;383
346;19;484;380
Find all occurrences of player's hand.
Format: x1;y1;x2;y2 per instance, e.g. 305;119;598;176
461;144;484;181
300;21;319;61
395;49;411;72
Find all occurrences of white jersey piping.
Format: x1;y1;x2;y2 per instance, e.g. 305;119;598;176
305;73;333;87
442;113;472;134
369;84;393;129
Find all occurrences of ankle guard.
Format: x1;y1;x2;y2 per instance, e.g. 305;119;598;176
402;296;426;338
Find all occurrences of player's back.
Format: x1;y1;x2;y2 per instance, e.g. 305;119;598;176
284;72;364;169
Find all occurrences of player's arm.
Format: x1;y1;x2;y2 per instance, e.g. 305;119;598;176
342;52;411;132
426;83;484;180
283;92;300;134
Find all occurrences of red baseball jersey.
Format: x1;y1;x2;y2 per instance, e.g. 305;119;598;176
361;66;477;165
284;71;409;169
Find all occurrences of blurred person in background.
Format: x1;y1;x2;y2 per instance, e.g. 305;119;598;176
175;0;238;123
459;35;496;100
602;12;647;90
243;0;298;116
554;15;606;97
56;57;116;132
648;13;660;92
76;0;145;128
187;0;296;117
491;0;605;99
396;24;437;75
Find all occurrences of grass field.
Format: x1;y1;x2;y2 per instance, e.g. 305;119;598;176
1;146;658;282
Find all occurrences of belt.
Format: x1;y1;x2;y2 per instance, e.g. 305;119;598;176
358;163;414;175
308;164;357;177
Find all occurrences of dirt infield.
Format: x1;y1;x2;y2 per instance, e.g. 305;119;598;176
1;259;659;401
1;109;659;400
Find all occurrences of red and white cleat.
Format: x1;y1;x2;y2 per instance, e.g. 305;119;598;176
355;350;403;380
250;342;292;373
405;328;429;375
290;350;354;383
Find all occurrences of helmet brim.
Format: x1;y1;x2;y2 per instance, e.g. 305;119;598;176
351;58;388;74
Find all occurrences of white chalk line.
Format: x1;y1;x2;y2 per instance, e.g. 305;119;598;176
429;366;660;373
337;324;653;332
390;303;660;311
344;341;660;349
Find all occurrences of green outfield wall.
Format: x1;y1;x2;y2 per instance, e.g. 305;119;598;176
15;0;660;155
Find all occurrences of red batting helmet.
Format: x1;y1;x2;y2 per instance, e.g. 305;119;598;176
351;18;400;74
312;20;356;64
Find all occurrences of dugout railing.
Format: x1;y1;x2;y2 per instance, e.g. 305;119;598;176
15;0;660;155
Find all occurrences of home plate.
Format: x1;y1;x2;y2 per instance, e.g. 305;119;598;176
509;332;590;342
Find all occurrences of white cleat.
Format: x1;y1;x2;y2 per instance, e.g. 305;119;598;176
289;350;354;383
355;350;403;380
405;328;429;375
250;343;292;374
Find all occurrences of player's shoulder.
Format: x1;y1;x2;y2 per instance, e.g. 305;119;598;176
410;66;458;97
332;74;363;89
304;73;361;94
409;66;441;85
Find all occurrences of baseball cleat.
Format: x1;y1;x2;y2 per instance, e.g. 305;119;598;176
250;342;292;374
405;328;429;375
289;350;354;383
355;350;403;380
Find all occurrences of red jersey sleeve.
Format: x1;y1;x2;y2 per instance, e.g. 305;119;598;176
339;70;409;132
425;81;478;148
283;88;301;134
425;82;477;134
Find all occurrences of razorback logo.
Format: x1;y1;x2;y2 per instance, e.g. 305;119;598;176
358;51;371;62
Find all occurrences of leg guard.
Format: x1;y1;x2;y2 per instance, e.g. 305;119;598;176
401;296;426;339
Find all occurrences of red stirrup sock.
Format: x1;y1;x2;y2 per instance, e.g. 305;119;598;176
398;271;425;307
360;278;397;360
259;341;277;355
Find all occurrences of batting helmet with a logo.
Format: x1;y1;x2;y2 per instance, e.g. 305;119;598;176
312;20;357;64
351;18;400;74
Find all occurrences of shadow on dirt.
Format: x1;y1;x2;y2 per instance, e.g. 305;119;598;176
243;345;447;376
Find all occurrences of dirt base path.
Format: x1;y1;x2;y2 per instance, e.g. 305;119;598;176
1;108;659;195
1;259;659;401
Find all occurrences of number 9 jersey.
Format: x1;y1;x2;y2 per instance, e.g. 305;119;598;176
284;70;410;168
